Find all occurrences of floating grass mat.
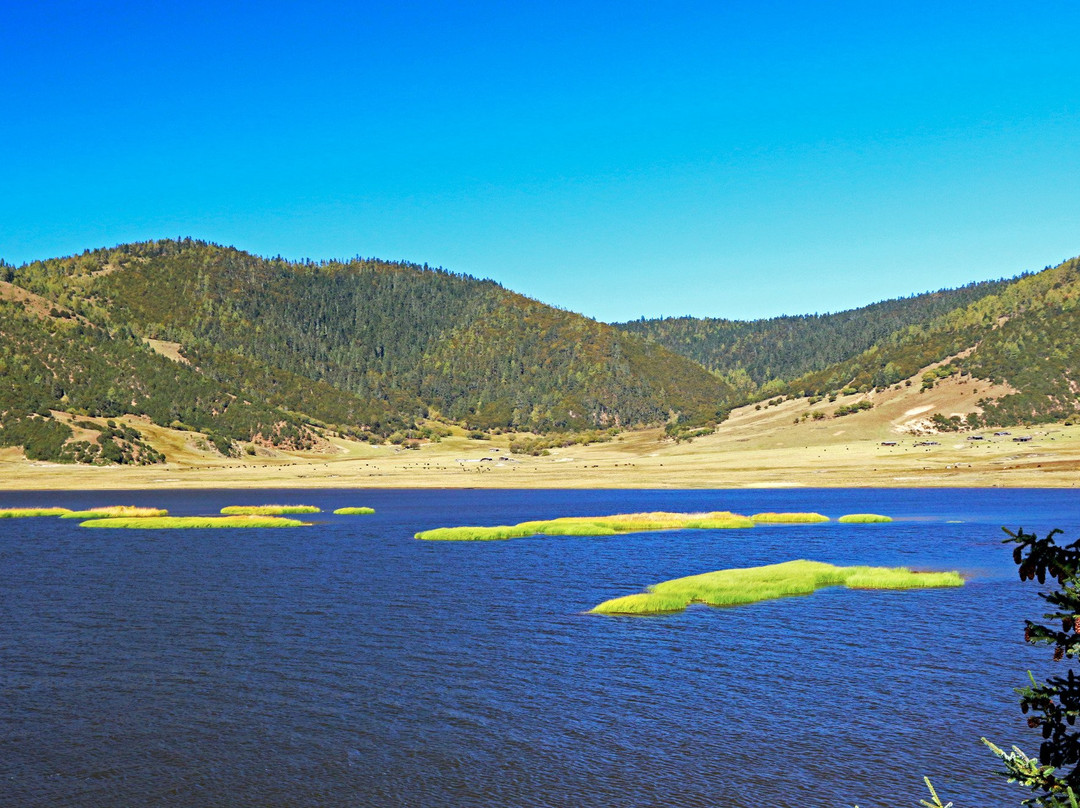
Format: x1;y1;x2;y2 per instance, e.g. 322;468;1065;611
60;506;168;520
81;515;308;529
415;511;755;541
838;513;894;523
220;504;321;515
0;507;73;518
590;559;963;615
750;512;830;524
333;507;375;515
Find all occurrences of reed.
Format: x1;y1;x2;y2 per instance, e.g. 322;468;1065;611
333;507;375;515
60;506;168;519
590;559;963;615
750;512;830;523
81;515;308;529
838;514;893;523
414;511;755;540
220;505;321;515
0;507;72;518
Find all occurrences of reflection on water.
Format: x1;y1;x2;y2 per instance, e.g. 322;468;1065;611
0;487;1070;807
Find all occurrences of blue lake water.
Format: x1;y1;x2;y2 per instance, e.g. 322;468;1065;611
0;487;1076;807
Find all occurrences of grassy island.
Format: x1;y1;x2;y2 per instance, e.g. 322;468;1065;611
838;514;894;523
415;511;755;541
61;506;168;519
750;512;830;524
81;515;308;529
590;559;963;615
0;507;72;518
220;504;321;515
333;507;375;515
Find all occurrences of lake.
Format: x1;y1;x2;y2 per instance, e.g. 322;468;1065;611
0;487;1073;807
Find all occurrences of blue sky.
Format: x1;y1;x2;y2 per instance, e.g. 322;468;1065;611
3;1;1078;321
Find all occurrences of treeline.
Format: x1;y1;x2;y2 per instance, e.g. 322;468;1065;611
0;298;315;460
784;259;1080;426
11;239;733;434
617;277;1017;389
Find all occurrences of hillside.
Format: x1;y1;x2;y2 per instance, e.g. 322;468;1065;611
3;239;1078;470
615;277;1016;391
1;239;735;463
782;258;1080;426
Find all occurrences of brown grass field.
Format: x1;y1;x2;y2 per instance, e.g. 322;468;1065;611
2;371;1077;490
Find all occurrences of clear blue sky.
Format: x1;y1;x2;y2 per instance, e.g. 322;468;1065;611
3;1;1078;322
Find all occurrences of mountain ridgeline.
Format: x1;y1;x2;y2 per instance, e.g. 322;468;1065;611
1;238;1078;465
3;240;734;454
619;258;1080;426
615;278;1018;392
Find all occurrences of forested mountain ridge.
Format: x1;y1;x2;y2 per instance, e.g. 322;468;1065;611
3;239;1078;467
2;239;735;462
780;257;1080;426
615;276;1018;392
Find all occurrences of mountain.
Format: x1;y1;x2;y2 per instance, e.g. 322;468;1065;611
3;239;1078;467
1;239;735;462
781;257;1080;427
615;277;1018;393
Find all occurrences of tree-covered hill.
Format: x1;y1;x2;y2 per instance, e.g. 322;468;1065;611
6;239;736;443
781;258;1080;426
616;276;1017;392
4;239;1078;466
0;289;318;462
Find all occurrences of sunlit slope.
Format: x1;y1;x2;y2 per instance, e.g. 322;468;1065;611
0;289;314;459
11;239;736;433
787;258;1080;425
617;276;1015;387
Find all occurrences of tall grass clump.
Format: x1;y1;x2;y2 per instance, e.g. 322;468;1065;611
838;513;893;523
590;559;963;615
61;506;168;519
414;511;755;540
750;512;830;524
0;507;72;518
221;505;321;515
333;507;375;515
82;515;308;529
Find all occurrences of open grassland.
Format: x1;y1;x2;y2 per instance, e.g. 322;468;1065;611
220;504;321;515
590;559;964;615
60;506;167;519
4;376;1080;491
838;513;894;523
750;512;829;523
416;511;755;541
0;507;72;517
333;507;375;515
81;515;308;529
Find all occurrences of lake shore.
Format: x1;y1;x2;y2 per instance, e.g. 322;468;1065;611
4;418;1078;491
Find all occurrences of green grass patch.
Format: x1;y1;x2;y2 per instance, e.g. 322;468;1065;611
0;507;73;518
220;504;321;515
415;511;755;541
750;512;830;523
81;515;308;529
60;506;168;519
838;513;894;523
333;507;375;515
590;559;963;615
